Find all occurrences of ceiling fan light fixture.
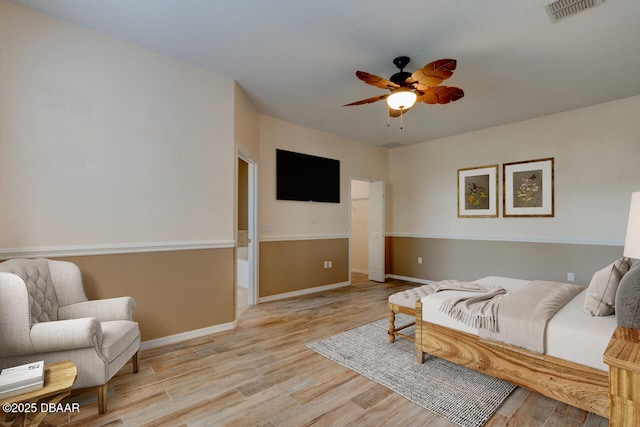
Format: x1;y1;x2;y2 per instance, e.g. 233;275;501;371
386;88;417;111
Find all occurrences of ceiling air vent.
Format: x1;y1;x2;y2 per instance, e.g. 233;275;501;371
545;0;604;22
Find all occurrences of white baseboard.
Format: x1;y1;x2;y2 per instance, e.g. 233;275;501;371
385;274;436;285
258;281;350;303
140;320;237;350
351;268;368;274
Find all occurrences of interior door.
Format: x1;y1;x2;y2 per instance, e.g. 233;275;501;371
368;181;385;282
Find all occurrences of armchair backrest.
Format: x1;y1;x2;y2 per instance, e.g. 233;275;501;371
47;259;87;307
0;258;59;325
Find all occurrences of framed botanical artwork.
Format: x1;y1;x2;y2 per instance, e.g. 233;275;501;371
503;157;554;217
457;164;498;218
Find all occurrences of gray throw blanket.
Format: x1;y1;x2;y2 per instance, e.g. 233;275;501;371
480;280;583;354
437;281;506;332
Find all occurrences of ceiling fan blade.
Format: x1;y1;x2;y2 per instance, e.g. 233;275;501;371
344;94;389;106
421;86;464;104
355;71;400;90
406;59;457;90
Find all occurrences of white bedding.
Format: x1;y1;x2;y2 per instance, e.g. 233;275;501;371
420;276;617;371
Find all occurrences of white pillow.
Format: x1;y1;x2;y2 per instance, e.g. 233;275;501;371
583;258;631;316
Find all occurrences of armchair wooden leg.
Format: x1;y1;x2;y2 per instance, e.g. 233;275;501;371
96;352;138;415
132;350;140;373
98;383;108;414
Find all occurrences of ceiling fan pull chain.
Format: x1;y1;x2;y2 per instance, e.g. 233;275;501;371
400;108;404;129
387;109;391;127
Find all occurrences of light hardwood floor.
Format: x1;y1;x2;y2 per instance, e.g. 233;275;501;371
34;274;608;426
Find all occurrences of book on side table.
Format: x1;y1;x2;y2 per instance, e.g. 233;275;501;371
0;360;45;399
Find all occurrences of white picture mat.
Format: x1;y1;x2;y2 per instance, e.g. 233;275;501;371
504;159;553;216
458;165;498;217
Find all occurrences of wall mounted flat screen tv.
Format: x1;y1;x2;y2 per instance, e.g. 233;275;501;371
276;149;340;203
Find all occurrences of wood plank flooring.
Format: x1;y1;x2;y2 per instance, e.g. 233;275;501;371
26;274;609;426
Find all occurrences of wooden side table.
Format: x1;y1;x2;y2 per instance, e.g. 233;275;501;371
604;327;640;427
0;360;77;427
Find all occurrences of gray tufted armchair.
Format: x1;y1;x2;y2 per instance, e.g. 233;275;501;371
0;258;140;414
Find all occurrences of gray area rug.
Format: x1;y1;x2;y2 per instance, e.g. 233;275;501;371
307;315;516;427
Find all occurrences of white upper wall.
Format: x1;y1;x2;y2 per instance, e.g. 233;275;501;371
0;1;235;249
4;0;639;251
234;83;259;160
389;95;640;245
259;115;388;239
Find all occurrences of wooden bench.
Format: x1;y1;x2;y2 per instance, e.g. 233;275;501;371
387;285;434;343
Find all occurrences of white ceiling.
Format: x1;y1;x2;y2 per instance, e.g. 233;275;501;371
9;0;640;147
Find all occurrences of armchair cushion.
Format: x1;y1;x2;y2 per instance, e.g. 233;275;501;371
100;321;140;361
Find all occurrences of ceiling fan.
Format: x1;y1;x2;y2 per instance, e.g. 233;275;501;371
344;56;464;127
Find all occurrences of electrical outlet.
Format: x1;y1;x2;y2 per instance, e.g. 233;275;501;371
567;272;575;282
418;257;423;265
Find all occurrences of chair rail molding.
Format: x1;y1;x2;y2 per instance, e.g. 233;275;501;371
385;232;624;247
0;240;236;260
259;233;349;242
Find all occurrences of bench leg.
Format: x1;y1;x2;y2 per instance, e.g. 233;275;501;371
415;300;425;364
388;310;396;343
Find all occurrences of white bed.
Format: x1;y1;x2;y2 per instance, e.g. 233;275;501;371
420;276;618;371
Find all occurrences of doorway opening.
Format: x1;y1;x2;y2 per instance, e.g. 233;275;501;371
350;179;370;283
237;148;258;318
350;178;386;283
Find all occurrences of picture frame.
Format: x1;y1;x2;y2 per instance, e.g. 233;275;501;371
503;157;554;217
457;164;498;218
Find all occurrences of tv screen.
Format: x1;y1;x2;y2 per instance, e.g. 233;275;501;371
276;149;340;203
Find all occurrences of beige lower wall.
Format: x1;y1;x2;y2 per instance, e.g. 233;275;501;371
259;239;349;297
10;236;620;343
386;236;623;285
56;248;235;341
